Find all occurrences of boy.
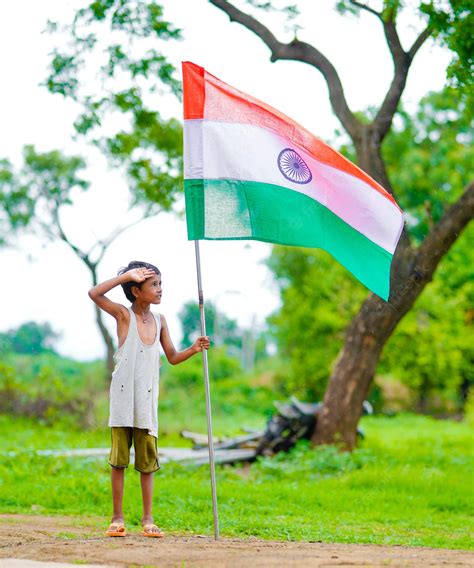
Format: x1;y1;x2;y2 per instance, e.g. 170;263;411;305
88;260;210;538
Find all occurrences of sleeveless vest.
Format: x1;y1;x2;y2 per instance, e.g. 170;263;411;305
108;307;161;437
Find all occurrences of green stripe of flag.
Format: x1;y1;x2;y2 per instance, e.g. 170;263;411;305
185;178;393;299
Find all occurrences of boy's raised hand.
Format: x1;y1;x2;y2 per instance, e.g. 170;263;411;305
127;268;156;282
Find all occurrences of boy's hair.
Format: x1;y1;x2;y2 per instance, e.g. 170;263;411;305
118;261;161;303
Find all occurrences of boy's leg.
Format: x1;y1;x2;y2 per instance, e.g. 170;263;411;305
108;427;133;526
140;471;154;522
133;428;163;535
111;467;125;522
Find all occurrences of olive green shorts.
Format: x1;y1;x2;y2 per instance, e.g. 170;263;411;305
108;427;160;474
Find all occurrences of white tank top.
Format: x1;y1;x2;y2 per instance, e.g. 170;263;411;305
108;307;161;438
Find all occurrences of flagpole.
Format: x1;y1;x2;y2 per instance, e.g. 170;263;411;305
194;239;220;540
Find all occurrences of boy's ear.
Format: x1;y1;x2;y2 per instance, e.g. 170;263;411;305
131;285;140;299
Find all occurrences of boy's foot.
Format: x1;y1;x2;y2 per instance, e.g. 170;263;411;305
141;516;165;538
106;517;126;537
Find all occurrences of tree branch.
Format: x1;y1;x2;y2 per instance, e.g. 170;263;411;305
92;208;155;265
387;181;474;313
408;25;432;60
372;20;410;141
415;181;474;283
374;23;432;142
349;1;382;21
49;201;93;268
209;0;360;137
383;19;406;63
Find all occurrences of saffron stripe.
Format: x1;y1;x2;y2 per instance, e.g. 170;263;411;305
182;61;398;205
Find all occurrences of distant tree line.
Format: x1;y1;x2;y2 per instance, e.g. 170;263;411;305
0;321;59;356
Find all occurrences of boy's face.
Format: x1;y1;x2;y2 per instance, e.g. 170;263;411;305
134;273;162;304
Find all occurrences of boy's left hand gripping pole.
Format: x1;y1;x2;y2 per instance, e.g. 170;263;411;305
194;240;220;540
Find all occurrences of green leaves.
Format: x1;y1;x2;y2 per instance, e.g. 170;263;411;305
0;353;99;428
383;86;473;242
0;146;89;245
103;45;181;95
178;300;241;350
45;52;81;97
89;0;115;21
0;322;60;356
381;225;473;409
420;0;474;89
0;159;35;244
268;247;366;398
44;1;183;208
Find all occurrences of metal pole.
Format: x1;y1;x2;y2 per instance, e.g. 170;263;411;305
194;240;220;540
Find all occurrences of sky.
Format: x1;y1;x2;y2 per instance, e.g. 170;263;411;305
0;0;450;360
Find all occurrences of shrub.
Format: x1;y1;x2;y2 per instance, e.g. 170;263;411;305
0;355;104;428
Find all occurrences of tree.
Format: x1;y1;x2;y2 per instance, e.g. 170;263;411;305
44;0;183;204
210;0;474;448
0;161;34;247
270;228;473;411
420;0;474;91
0;321;60;355
0;2;184;371
41;1;185;371
0;145;161;374
269;85;473;410
178;300;242;350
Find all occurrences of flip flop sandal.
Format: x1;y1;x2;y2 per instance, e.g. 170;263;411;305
106;522;127;537
142;523;165;538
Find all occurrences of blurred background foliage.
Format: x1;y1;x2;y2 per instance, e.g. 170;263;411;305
44;0;183;207
0;3;471;436
0;83;472;428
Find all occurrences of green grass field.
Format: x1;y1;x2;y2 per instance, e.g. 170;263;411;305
0;412;472;549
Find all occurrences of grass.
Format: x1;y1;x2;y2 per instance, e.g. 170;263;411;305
0;412;472;549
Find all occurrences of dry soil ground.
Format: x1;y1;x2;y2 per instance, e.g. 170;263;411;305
0;514;472;568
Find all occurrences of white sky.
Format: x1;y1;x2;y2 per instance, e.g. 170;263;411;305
0;0;450;360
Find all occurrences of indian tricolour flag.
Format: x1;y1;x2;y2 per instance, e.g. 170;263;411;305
182;61;404;300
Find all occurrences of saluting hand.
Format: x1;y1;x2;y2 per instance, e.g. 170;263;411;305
127;268;156;282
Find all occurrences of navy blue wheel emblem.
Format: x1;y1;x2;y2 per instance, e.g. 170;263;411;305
277;148;312;184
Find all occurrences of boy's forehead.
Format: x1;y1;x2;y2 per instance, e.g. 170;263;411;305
147;274;161;282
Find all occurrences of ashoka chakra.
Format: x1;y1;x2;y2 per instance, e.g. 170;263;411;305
277;148;312;184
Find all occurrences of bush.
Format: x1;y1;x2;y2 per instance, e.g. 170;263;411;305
251;440;375;481
0;354;105;428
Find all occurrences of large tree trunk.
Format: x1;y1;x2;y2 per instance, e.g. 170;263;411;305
313;293;410;449
312;133;473;449
313;182;474;449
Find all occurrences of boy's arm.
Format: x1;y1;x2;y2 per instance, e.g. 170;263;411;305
88;268;156;320
160;314;210;365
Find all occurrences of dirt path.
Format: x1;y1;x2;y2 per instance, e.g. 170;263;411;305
0;514;472;567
